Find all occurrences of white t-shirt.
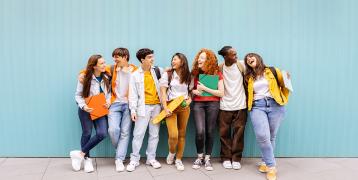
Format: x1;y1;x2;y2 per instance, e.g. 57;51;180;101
159;71;189;101
220;62;247;111
114;69;131;103
253;75;273;100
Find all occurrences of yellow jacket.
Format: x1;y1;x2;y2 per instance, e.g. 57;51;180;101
247;67;290;111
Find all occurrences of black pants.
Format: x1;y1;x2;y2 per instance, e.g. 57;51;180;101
193;101;220;155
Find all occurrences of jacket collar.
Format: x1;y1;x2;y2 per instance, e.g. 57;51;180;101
138;65;154;73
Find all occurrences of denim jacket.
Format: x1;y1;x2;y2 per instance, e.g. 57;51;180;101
75;75;111;109
128;66;163;117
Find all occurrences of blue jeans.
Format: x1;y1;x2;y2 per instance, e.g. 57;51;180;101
78;108;108;157
108;102;132;161
130;104;161;162
249;97;285;167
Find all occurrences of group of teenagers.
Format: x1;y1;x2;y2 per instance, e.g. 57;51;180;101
70;46;290;180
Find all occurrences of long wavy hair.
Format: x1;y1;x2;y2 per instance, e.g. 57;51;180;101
191;48;219;77
169;53;191;85
82;54;110;98
244;53;266;82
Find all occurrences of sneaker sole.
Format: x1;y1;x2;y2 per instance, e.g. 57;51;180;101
70;159;82;171
84;169;94;173
116;167;125;172
146;162;161;169
126;168;135;172
126;163;140;172
258;168;268;173
71;166;81;172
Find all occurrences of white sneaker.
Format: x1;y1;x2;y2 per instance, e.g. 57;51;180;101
70;150;84;171
175;159;185;171
166;152;175;165
84;158;94;173
115;159;125;172
146;159;162;169
222;160;233;169
232;161;242;170
126;161;139;172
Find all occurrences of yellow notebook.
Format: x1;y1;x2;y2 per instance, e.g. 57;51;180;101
152;96;185;124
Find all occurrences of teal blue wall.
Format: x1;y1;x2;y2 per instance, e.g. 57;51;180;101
1;0;357;157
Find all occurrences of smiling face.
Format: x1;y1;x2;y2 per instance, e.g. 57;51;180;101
141;53;154;67
225;48;237;64
171;55;182;70
113;55;128;67
93;58;106;73
198;52;207;69
246;55;258;68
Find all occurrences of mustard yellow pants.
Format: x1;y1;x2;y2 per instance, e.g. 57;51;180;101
165;105;190;160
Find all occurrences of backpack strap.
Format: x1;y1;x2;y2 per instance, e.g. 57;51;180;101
219;61;244;76
154;66;161;80
167;70;173;87
236;61;245;75
269;66;278;81
167;70;191;98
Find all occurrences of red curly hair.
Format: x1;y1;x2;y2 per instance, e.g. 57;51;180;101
191;48;219;77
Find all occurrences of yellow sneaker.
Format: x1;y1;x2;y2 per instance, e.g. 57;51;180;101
266;167;277;180
258;164;269;173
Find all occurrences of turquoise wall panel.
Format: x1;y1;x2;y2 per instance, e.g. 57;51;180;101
1;0;357;157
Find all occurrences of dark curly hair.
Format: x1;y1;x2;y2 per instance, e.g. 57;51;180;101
136;48;154;63
218;46;233;57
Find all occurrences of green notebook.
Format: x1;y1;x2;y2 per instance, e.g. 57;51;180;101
199;74;219;96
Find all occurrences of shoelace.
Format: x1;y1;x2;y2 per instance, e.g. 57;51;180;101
194;158;203;165
150;160;159;165
223;161;232;167
205;159;212;167
167;154;175;160
176;161;183;166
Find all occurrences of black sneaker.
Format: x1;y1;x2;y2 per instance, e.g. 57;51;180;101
192;158;204;169
204;159;214;171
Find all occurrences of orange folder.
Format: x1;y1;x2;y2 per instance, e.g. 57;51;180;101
85;93;109;120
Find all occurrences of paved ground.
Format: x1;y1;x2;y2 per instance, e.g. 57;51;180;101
0;158;356;180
